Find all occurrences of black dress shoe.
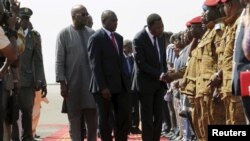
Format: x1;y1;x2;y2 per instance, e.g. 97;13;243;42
130;127;142;134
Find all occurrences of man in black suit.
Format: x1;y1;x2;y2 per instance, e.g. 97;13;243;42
87;10;130;141
131;13;167;141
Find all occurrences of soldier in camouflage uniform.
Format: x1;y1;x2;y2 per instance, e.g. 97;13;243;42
180;15;205;141
204;1;227;126
11;7;47;141
194;0;227;140
219;0;245;124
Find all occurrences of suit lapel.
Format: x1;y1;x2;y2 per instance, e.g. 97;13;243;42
101;29;120;56
142;29;160;63
158;37;163;64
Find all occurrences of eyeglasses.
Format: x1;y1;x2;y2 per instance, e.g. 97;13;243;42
80;12;89;17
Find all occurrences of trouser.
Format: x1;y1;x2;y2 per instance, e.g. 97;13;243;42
162;100;171;132
2;87;13;141
210;96;226;125
173;94;181;137
194;96;208;141
12;87;34;141
223;94;246;125
94;90;130;141
80;113;87;140
67;108;97;141
131;92;140;129
12;111;23;141
188;96;202;141
139;88;164;141
180;95;191;140
167;96;177;130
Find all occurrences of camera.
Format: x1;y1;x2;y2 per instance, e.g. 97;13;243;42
1;11;12;27
1;0;20;27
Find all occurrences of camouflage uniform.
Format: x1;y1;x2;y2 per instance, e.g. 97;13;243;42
195;28;216;141
181;46;202;141
209;18;227;126
220;12;246;125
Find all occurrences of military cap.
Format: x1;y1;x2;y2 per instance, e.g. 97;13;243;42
204;0;221;6
189;16;202;24
19;7;33;18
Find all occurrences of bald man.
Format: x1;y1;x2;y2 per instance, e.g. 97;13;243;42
56;4;97;141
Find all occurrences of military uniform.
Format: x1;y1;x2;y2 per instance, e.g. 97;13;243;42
12;7;46;141
209;18;226;126
194;27;216;141
220;9;245;125
181;46;202;140
180;15;203;141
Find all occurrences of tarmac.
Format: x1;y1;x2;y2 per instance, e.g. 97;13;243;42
35;84;168;141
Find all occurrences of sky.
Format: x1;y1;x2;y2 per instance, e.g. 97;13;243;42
18;0;204;83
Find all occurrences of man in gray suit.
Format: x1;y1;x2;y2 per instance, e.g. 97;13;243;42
55;4;97;141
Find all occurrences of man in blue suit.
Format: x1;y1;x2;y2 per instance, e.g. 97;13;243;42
88;10;131;141
123;39;142;134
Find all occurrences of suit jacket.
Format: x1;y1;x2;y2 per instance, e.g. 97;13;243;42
131;28;167;94
232;10;250;96
123;54;134;79
88;28;130;94
19;29;46;87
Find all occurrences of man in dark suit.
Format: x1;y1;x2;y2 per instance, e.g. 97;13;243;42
123;39;142;134
88;10;130;141
131;13;167;141
11;7;46;141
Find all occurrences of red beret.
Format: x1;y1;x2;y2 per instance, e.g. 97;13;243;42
189;16;202;24
204;0;221;6
186;21;191;27
221;0;228;2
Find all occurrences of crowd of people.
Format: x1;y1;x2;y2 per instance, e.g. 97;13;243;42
1;0;250;141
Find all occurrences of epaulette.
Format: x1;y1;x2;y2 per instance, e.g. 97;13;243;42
31;29;40;37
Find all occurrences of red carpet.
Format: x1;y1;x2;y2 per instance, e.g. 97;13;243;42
43;125;168;141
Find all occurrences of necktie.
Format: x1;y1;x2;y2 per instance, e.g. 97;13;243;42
127;57;132;74
111;33;119;54
153;36;160;62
